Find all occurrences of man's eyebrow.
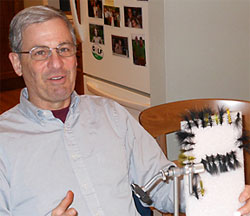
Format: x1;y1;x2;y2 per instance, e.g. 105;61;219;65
28;41;74;49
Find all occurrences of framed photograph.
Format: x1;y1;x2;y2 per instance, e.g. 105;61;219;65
88;0;103;18
111;35;129;57
124;6;142;29
104;5;121;27
132;34;146;66
89;24;104;44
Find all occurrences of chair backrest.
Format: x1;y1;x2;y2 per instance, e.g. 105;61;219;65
139;98;250;186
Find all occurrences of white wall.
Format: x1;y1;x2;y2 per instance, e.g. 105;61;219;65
164;0;250;102
149;0;250;160
150;0;250;104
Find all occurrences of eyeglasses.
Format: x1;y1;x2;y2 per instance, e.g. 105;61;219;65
16;42;77;61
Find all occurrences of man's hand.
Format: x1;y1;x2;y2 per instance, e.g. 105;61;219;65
237;185;250;216
52;191;78;216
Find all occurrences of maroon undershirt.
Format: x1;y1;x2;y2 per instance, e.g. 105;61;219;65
51;106;69;123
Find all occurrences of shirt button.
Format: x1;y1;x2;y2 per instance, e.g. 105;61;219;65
64;124;70;130
71;154;80;160
81;183;88;190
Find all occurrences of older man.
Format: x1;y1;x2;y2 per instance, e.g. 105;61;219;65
1;5;250;216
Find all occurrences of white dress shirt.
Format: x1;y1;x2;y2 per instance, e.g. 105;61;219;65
0;88;183;216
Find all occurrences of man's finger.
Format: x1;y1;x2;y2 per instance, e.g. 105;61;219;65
237;185;250;216
52;191;74;215
239;185;250;203
237;199;250;216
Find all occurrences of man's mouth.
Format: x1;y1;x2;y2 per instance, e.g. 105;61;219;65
50;76;64;80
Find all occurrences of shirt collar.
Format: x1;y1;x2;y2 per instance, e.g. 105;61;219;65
18;88;80;124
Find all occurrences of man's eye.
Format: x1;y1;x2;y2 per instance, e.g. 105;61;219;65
34;49;47;56
59;47;70;53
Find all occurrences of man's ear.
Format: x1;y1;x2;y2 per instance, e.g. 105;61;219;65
8;52;22;76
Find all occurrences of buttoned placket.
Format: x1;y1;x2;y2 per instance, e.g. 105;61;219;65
63;118;105;216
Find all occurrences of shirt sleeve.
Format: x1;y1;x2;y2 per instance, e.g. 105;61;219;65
121;105;186;213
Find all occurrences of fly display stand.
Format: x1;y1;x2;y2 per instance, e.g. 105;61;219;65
131;163;205;216
177;109;246;216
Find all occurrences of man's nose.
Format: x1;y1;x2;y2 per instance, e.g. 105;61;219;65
47;49;64;68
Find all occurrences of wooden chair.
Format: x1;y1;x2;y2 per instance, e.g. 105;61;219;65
139;98;250;216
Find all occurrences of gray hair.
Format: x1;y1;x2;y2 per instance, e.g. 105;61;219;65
9;5;76;52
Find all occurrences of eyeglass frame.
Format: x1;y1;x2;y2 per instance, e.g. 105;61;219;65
15;42;77;61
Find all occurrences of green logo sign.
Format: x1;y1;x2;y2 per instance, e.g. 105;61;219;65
92;44;104;60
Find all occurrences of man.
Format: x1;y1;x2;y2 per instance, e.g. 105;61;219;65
0;5;250;216
125;7;133;27
91;27;103;44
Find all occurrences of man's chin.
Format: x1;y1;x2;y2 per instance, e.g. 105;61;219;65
48;89;73;106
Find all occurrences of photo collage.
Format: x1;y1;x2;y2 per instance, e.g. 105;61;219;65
88;0;147;66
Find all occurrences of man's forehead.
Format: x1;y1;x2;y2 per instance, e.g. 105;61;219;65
23;18;67;32
21;18;72;48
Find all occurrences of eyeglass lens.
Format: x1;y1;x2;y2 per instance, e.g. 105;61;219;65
31;43;76;60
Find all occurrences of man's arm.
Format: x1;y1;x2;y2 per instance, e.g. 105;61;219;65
51;191;77;216
0;154;11;216
122;106;180;213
